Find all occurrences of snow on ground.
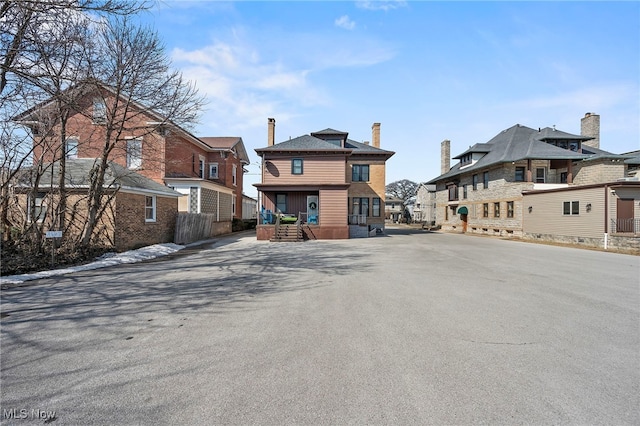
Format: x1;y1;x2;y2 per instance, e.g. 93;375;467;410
1;243;185;285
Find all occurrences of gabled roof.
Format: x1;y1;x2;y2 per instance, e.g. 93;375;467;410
13;80;248;160
16;159;180;197
200;137;250;164
428;124;623;184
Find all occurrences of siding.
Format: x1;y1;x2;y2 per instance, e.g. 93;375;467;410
319;188;348;226
523;187;604;238
263;156;346;185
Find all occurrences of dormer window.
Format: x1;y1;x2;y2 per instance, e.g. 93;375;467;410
325;139;342;147
460;153;472;166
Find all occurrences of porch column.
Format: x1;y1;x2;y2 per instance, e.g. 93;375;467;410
526;159;532;182
567;160;573;184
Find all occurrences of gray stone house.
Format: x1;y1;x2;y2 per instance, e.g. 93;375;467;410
426;113;637;244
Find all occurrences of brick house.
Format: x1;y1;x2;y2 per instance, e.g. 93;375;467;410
12;159;180;251
14;82;249;240
427;113;635;239
254;119;394;240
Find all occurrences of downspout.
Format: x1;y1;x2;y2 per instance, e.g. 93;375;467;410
604;184;608;250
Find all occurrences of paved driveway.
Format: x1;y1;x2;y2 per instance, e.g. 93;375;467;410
1;229;639;425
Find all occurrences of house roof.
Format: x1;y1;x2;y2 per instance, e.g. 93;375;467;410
428;124;625;184
255;131;395;157
199;137;250;164
16;159;180;197
13;80;250;161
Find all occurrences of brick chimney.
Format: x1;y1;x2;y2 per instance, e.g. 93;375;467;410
372;122;380;148
268;117;276;146
441;139;451;175
581;112;600;149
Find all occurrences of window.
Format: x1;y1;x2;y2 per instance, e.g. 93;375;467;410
352;164;370;182
372;198;381;217
209;163;218;179
472;174;478;190
507;201;514;218
145;196;156;222
444;205;449;221
326;139;342;147
536;168;546;183
494;202;500;218
28;192;46;222
232;194;236;217
276;193;287;213
232;164;237;186
515;167;525;182
93;98;106;123
65;137;78;159
291;158;303;175
483;203;489;218
447;184;458;201
463;184;468;199
352;197;369;216
560;172;568;183
199;156;205;178
126;138;142;169
483;171;489;189
563;201;579;215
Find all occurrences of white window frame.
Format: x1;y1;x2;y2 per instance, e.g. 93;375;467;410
232;194;236;216
65;137;78;159
536;167;546;183
209;162;219;179
145;195;156;222
232;164;237;186
93;98;106;123
28;192;47;222
126;138;142;169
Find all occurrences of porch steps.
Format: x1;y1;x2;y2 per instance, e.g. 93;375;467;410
271;224;303;242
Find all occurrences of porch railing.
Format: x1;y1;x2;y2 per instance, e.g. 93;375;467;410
611;218;640;234
348;214;367;225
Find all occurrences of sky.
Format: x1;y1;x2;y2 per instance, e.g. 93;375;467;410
137;1;639;198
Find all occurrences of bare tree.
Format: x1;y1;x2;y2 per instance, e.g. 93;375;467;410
0;0;152;95
78;16;205;248
386;179;418;205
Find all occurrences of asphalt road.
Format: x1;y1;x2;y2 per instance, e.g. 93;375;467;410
1;229;639;425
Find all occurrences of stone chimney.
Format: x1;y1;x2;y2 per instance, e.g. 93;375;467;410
372;122;380;148
268;117;276;146
441;139;451;175
581;112;600;149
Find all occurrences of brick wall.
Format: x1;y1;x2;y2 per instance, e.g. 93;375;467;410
114;191;177;251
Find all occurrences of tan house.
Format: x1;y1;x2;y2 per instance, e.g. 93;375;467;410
254;119;394;240
12;159;180;251
385;196;404;223
426;113;639;250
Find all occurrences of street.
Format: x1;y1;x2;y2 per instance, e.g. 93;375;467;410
1;229;639;425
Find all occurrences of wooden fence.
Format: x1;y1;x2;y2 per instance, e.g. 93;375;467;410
174;213;232;245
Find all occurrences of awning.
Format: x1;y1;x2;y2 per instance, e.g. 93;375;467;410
457;206;468;215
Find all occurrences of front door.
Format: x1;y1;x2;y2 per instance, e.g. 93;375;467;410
307;195;319;224
461;214;468;233
616;198;634;232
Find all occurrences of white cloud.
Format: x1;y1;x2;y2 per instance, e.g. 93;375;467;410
356;0;407;12
335;15;356;30
170;29;395;135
